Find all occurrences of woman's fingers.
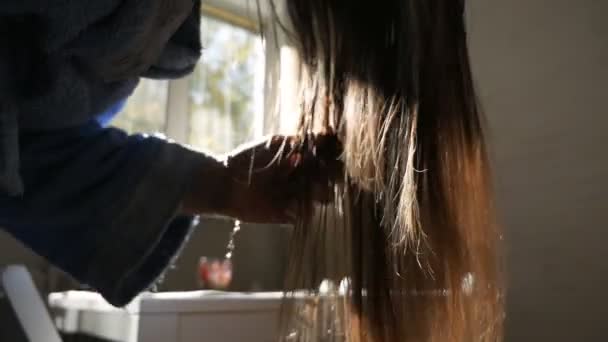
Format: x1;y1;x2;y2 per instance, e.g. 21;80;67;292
223;133;343;224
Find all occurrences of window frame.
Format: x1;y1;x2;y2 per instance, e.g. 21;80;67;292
162;6;268;146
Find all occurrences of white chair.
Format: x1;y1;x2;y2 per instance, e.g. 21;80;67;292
0;265;63;342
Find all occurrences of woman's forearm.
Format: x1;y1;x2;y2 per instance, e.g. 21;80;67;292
181;154;231;217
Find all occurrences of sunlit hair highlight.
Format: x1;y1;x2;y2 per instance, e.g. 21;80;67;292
263;0;505;340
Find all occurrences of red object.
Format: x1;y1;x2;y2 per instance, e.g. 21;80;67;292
198;257;210;285
198;257;233;289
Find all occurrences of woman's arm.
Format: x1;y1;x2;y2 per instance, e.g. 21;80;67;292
0;118;339;307
0;121;205;306
182;135;343;223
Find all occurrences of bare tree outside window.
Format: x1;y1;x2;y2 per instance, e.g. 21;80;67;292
113;80;169;134
188;16;264;155
111;16;264;155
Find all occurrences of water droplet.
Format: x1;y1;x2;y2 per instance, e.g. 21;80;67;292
224;220;241;260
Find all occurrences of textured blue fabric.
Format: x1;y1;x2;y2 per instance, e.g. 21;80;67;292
0;0;205;301
0;112;205;306
0;0;201;132
0;0;202;195
96;99;128;127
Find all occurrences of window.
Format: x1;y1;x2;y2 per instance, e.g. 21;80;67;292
112;15;264;156
112;80;169;134
188;16;264;154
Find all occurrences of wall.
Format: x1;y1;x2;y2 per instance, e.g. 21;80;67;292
467;0;608;340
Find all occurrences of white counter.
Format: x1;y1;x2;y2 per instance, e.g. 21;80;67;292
48;291;284;342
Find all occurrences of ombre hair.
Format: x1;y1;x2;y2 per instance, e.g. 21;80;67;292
267;0;505;340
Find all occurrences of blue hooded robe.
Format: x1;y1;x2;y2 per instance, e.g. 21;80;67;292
0;0;214;307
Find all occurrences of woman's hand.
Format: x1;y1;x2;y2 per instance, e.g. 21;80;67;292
183;134;342;224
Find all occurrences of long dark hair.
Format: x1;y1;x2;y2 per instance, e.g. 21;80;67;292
269;0;505;341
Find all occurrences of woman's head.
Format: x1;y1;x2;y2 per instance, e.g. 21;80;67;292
267;0;504;340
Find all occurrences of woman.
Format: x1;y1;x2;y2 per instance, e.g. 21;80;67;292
0;0;339;307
